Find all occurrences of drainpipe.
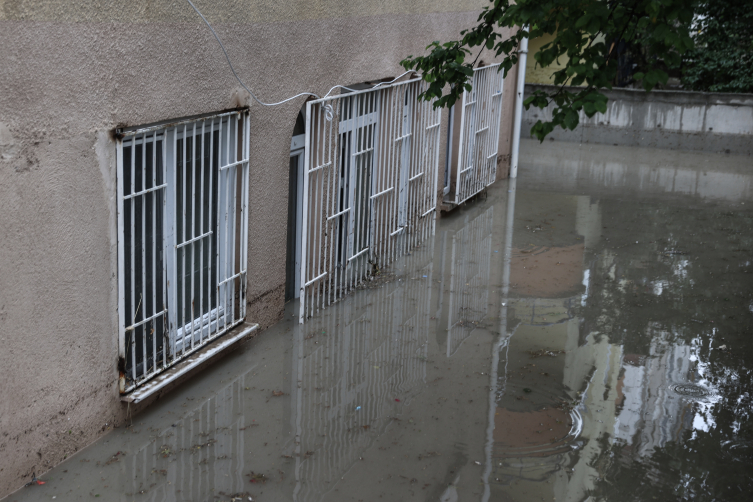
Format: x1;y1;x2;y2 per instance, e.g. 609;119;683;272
509;31;529;179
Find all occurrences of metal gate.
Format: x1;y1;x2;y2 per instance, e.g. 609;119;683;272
117;111;250;393
453;63;505;204
299;77;441;322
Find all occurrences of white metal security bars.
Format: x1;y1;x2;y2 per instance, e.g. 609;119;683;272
299;78;441;322
453;63;505;204
116;110;250;393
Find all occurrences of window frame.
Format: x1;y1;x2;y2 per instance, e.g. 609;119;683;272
116;109;250;394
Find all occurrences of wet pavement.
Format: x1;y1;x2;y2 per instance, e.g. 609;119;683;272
7;140;753;502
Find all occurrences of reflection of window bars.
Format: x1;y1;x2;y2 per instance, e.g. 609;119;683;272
124;372;249;498
299;78;441;322
291;241;433;500
452;63;505;204
116;110;250;393
447;207;494;357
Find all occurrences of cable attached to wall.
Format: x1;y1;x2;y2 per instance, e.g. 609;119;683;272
185;0;416;119
185;0;319;107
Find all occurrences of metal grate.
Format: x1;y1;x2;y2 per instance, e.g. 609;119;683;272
299;77;441;322
116;110;250;393
453;63;505;204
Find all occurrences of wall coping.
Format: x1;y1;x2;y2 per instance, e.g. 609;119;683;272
524;83;753;107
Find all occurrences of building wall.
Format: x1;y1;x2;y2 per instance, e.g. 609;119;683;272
0;0;518;496
525;32;605;86
525;33;563;85
523;84;753;154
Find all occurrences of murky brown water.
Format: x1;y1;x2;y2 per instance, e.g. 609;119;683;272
8;141;753;501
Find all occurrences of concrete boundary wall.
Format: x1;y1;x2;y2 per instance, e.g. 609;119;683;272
523;84;753;155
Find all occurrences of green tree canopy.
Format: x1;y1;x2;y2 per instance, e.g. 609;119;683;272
402;0;697;140
681;0;753;93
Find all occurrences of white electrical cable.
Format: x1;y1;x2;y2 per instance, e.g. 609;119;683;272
185;0;318;106
185;0;416;116
322;71;416;99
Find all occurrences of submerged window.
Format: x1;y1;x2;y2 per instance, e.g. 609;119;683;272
116;110;250;393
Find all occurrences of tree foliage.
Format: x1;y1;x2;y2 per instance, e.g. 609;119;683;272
401;0;696;141
681;0;753;93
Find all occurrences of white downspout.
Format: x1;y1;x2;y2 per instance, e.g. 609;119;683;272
509;31;529;178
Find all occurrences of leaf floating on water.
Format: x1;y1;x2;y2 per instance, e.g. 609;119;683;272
248;471;268;484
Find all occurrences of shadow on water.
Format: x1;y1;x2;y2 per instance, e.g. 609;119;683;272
7;141;753;502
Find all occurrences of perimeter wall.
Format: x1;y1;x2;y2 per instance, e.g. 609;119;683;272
523;84;753;155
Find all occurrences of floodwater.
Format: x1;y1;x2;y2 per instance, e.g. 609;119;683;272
8;140;753;502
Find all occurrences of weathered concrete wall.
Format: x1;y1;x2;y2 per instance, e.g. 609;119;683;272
523;84;753;155
0;0;518;497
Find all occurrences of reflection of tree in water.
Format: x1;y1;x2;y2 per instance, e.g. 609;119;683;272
575;199;753;501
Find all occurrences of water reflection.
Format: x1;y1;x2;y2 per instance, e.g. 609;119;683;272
498;142;753;501
120;377;251;499
519;139;753;202
10;143;753;502
288;239;435;501
445;207;494;356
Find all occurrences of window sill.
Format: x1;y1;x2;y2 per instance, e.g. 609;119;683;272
120;321;259;404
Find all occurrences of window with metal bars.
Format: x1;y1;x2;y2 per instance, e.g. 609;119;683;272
116;110;250;394
298;78;441;322
449;63;505;204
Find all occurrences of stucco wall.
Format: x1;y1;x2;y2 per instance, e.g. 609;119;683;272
0;0;518;497
523;84;753;155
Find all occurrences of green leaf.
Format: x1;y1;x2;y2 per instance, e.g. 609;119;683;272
575;14;592;29
402;0;718;140
563;110;580;130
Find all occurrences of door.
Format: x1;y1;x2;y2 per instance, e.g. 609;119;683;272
286;133;305;301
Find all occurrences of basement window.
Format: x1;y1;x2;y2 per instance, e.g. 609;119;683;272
116;110;250;394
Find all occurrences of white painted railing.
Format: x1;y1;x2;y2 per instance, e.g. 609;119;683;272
453;63;505;204
299;77;441;322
